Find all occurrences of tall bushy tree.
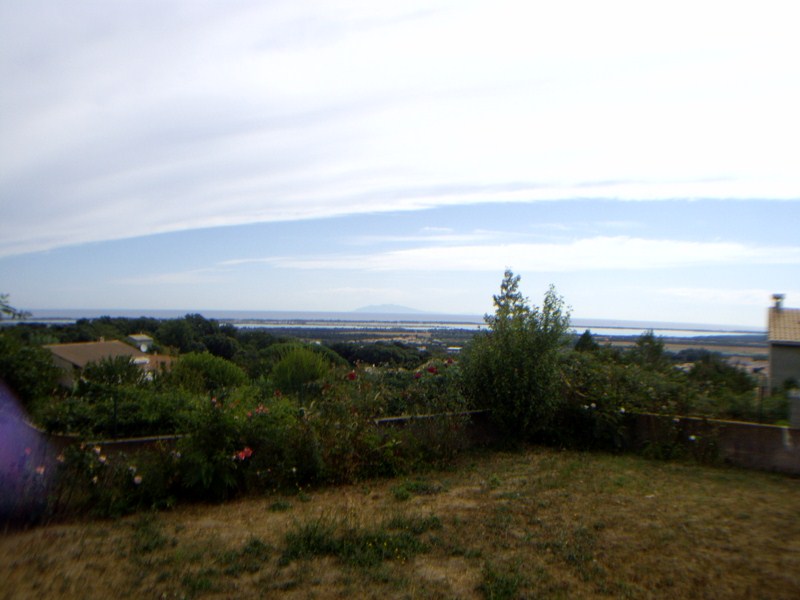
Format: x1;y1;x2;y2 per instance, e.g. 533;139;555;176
461;270;571;439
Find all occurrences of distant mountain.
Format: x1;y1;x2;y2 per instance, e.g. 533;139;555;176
353;304;424;314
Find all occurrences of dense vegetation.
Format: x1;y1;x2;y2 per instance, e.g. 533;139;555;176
0;278;789;523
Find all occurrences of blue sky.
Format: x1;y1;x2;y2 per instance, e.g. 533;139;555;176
1;1;799;327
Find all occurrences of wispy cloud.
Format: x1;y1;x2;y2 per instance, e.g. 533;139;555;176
347;228;503;246
265;237;800;273
1;2;799;258
114;268;226;286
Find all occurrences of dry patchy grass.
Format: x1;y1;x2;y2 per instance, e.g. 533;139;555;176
2;447;799;599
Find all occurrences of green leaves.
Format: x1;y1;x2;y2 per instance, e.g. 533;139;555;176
462;271;571;440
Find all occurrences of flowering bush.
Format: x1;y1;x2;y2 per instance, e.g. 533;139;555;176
177;396;244;501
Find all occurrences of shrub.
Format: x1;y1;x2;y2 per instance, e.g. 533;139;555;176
177;398;244;501
461;270;570;440
269;346;332;399
38;387;193;437
557;350;690;449
81;355;145;387
0;335;60;408
238;394;320;490
168;352;247;396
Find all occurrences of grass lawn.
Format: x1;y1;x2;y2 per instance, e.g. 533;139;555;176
2;446;799;599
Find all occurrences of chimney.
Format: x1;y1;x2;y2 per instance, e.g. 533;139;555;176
773;294;785;310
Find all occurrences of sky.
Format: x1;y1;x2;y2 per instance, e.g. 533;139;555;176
1;0;799;328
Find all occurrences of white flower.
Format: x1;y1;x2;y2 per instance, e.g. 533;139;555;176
590;403;596;409
688;435;697;441
133;475;143;485
619;407;626;413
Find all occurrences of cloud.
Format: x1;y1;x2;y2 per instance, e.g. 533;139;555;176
114;268;226;286
1;1;799;259
263;237;800;273
347;228;502;246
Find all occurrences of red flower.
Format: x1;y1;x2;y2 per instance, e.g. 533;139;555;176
234;446;254;461
346;371;357;381
427;366;439;375
413;372;422;379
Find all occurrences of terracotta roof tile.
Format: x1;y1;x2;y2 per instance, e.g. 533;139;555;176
45;340;147;368
768;307;800;343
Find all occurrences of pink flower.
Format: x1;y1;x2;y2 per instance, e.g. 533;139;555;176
24;447;32;456
35;465;46;476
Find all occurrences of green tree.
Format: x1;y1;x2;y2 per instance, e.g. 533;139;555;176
687;353;755;395
202;333;241;361
574;329;600;352
156;319;205;353
461;270;571;439
627;330;669;370
168;352;248;395
81;355;145;387
0;335;60;407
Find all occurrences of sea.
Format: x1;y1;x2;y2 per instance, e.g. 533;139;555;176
10;309;767;339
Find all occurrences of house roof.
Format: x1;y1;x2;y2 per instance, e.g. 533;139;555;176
45;340;147;369
768;307;800;344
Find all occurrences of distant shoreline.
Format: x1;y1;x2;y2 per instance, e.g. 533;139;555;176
8;308;766;338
